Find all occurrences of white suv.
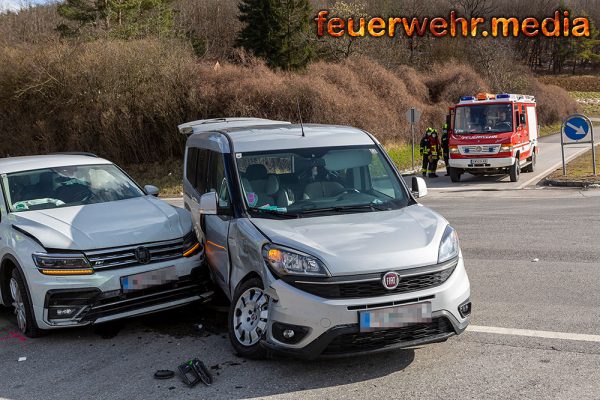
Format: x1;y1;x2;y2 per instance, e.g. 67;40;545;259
0;154;211;337
180;118;471;359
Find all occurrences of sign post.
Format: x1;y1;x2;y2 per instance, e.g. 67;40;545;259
561;114;595;176
405;107;422;172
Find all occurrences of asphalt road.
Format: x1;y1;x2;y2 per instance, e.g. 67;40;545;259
410;130;597;191
1;188;599;400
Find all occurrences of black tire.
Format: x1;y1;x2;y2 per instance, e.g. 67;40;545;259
228;277;269;359
449;167;461;182
523;150;536;173
9;268;43;338
509;156;520;182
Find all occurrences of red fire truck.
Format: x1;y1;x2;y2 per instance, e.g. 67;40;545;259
447;93;538;183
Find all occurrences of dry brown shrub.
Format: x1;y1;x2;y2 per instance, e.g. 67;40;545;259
538;75;600;92
424;63;490;104
0;39;582;163
529;80;580;125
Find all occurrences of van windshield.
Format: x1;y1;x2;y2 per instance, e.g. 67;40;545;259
2;164;145;213
235;145;410;217
454;104;513;134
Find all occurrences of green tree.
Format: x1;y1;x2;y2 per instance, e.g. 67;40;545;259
236;0;314;70
57;0;174;39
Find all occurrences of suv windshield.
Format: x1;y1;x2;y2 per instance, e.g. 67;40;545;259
2;164;145;212
455;104;513;134
235;145;409;217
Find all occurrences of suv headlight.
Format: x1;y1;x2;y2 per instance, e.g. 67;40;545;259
438;225;460;263
263;245;329;277
32;253;94;275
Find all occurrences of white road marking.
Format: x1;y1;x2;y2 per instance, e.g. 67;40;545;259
467;325;600;343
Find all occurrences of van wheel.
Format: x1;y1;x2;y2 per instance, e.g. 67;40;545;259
228;277;269;359
509;156;520;182
523;150;536;173
9;269;43;338
449;167;461;182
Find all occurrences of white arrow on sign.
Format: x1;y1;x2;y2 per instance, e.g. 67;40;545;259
566;121;588;136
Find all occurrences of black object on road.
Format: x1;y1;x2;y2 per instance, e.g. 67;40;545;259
178;358;214;387
154;370;175;380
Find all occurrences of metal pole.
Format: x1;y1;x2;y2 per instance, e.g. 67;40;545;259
411;123;415;172
591;121;596;176
561;122;566;176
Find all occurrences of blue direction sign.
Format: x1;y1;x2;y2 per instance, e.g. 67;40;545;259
564;115;591;141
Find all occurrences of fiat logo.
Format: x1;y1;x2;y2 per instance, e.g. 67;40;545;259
382;272;400;290
475;146;483;152
135;246;151;264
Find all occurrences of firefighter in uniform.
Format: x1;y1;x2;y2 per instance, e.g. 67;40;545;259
419;128;433;177
441;123;450;176
427;129;441;178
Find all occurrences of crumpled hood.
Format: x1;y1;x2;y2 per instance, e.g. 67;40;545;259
251;205;448;276
12;196;191;250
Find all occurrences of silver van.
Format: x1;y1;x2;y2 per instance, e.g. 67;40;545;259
180;118;471;359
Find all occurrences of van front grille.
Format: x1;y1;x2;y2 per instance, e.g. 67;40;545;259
289;263;456;299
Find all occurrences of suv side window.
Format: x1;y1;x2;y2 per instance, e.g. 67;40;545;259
207;151;232;214
186;147;209;194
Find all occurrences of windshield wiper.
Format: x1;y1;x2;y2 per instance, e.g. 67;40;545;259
249;208;300;219
298;203;391;215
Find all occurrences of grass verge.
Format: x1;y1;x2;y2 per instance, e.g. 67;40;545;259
548;147;600;183
124;159;183;197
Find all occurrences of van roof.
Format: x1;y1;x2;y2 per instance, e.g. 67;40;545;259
185;123;376;153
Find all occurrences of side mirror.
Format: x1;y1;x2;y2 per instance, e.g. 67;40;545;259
144;185;160;197
411;176;428;198
199;191;217;215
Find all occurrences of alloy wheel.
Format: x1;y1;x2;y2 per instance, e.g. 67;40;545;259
233;287;269;346
9;277;26;333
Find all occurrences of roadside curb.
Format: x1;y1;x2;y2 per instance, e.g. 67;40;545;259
544;178;600;188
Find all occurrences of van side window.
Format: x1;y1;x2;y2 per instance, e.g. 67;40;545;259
186;147;209;194
207;151;232;214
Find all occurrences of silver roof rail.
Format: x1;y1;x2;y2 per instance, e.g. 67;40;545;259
178;118;291;135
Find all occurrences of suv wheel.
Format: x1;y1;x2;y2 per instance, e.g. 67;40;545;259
228;277;269;359
9;269;43;337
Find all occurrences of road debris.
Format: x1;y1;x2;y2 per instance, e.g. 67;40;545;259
178;358;213;387
154;370;175;380
18;357;26;362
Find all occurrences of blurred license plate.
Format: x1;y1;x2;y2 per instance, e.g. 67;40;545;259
121;266;177;293
471;158;488;165
359;302;432;332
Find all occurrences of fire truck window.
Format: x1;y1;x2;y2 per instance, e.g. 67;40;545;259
455;104;513;134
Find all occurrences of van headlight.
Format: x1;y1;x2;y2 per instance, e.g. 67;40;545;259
32;252;94;275
438;225;460;263
263;245;329;277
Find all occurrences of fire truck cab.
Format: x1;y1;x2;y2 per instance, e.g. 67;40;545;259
447;93;538;183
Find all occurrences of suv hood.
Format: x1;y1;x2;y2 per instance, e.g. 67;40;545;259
12;196;191;250
251;205;448;276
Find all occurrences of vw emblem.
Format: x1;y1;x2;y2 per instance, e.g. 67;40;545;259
135;246;151;264
475;146;482;152
382;272;400;290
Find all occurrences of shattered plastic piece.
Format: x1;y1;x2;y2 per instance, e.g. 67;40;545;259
154;370;175;380
532;258;539;262
18;357;26;362
178;358;214;387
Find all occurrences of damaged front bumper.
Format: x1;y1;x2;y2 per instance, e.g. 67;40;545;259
34;263;213;328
